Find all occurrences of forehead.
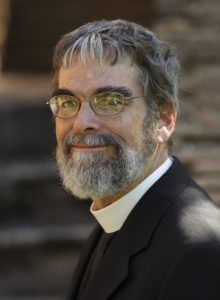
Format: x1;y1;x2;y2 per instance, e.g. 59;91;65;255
58;55;142;97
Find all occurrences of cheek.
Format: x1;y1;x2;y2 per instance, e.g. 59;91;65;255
108;111;145;148
55;119;73;145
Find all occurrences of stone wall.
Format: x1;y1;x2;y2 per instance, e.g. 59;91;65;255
154;0;220;205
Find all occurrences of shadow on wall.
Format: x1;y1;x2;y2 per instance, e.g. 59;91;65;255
2;0;157;72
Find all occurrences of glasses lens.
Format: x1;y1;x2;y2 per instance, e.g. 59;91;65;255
91;92;124;116
50;95;79;118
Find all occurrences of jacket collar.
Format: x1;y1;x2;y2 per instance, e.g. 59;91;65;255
71;157;190;300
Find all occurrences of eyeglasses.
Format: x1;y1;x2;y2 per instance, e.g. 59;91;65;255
46;92;145;118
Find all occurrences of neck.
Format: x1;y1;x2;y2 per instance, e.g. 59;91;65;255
92;144;168;210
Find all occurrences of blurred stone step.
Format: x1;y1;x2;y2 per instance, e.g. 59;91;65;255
0;242;81;300
0;73;54;159
0;222;95;249
0;102;55;159
0;216;96;299
0;159;56;183
0;158;93;224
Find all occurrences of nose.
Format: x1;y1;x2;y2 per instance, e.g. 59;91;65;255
71;101;100;135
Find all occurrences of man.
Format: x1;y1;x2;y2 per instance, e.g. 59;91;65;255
47;20;220;299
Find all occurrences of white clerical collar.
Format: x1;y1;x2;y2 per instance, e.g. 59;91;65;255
90;157;173;233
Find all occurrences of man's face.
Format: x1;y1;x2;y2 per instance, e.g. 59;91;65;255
55;55;158;203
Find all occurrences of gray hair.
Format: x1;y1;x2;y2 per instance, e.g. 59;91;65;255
53;19;180;119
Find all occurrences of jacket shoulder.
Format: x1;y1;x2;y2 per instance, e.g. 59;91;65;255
159;242;220;300
175;178;220;245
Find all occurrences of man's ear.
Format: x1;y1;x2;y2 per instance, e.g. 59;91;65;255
156;103;177;144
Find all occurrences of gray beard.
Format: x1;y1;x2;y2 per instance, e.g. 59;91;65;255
56;123;157;200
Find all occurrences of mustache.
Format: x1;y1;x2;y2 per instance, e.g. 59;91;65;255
62;133;124;155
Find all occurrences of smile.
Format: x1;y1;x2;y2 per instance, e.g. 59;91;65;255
71;144;107;152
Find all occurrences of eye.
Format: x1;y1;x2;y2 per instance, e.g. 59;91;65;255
62;101;77;108
107;97;120;106
94;93;123;106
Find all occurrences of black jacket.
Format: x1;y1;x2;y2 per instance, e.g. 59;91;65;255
69;157;220;300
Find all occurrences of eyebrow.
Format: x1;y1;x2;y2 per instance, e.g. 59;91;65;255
94;86;133;97
52;86;133;98
52;89;75;97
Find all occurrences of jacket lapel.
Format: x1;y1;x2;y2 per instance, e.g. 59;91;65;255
68;225;102;299
79;158;190;300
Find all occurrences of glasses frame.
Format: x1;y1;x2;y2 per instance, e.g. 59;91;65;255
46;92;145;119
